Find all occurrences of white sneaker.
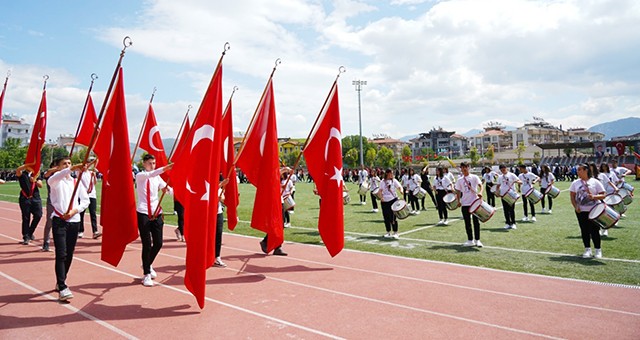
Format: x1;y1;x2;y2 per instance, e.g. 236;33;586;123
142;274;154;287
443;220;449;225
149;266;157;279
372;209;379;213
383;232;392;238
214;257;227;267
361;202;366;205
582;248;592;258
600;229;608;237
414;210;420;215
288;210;294;214
594;249;603;259
503;224;511;229
548;210;552;214
511;224;517;230
463;240;475;247
174;228;182;241
392;233;399;240
541;208;546;213
475;240;483;247
521;216;529;222
284;223;291;228
77;232;84;239
438;220;444;225
531;216;537;222
58;287;74;301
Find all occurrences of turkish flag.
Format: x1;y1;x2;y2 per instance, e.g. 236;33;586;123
302;81;344;257
171;62;223;309
615;142;626;156
93;67;138;267
138;103;169;179
0;76;7;127
170;116;191;163
235;78;283;252
75;93;98;147
220;100;239;230
24;89;47;175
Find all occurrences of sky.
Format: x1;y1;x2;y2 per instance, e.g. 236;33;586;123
1;0;640;143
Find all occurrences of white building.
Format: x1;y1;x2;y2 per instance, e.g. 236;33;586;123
1;114;31;147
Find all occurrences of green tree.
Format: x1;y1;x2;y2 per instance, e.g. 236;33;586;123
282;149;303;168
70;147;88;165
0;138;28;169
485;145;495;164
563;147;573;157
469;147;480;167
375;146;395;168
364;148;377;167
344;148;359;168
516;142;526;165
341;135;371;160
533;151;541;164
401;145;412;166
421;147;436;161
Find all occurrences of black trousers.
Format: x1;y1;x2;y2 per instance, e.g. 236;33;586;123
523;197;536;217
137;212;164;275
370;192;378;209
540;187;553;210
409;190;419;211
19;197;42;239
462;206;480;241
486;184;495;207
79;197;98;233
420;185;437;209
215;213;223;257
52;217;80;290
576;211;601;249
174;200;184;234
436;190;448;220
502;199;516;225
381;199;398;232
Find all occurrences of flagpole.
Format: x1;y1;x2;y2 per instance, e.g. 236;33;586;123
151;42;230;220
29;74;48;169
233;58;281;164
167;104;192;161
69;73;98;158
65;36;132;215
280;66;346;195
131;87;157;165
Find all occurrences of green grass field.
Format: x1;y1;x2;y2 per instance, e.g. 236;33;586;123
2;179;639;286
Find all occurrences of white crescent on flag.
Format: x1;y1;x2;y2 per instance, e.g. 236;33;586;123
191;124;215;152
148;126;163;152
259;132;267;157
324;127;341;160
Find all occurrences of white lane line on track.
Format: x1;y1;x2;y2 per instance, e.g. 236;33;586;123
0;271;139;340
0;232;344;340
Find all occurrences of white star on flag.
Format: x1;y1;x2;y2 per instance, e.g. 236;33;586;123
330;166;343;187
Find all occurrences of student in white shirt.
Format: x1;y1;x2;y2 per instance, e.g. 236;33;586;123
433;167;453;225
369;169;380;213
539;164;556;214
136;154;173;287
496;164;522;229
358;167;369;205
570;164;606;259
481;166;498;207
611;159;632;186
407;168;422;214
281;172;294;228
518;164;540;222
79;158;101;239
455;162;484;247
380;169;404;239
47;157;90;301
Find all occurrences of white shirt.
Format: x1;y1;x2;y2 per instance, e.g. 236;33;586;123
455;174;482;207
570;178;605;212
281;178;294;197
401;174;410;188
380;178;403;202
433;176;452;191
518;172;539;194
47;168;90;222
80;170;97;199
408;174;421;191
136;168;172;215
370;176;381;191
598;172;619;195
482;171;498;184
497;172;519;197
614;166;629;182
540;173;555;189
358;169;369;184
445;172;456;184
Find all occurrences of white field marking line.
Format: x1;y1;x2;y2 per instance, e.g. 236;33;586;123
0;271;139;340
0;232;344;340
397;217;462;236
222;243;640;318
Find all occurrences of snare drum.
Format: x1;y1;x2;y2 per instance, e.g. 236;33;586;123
524;188;543;205
469;198;496;223
283;195;295;211
617;181;635;194
502;188;520;206
604;194;627;215
490;185;497;194
392;200;411;219
545;185;561;199
372;187;380;199
618;188;633;206
413;187;427;199
342;192;351;205
588;203;620;229
358;181;370;195
443;193;460;210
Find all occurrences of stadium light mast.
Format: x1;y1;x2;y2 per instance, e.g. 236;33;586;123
353;79;367;168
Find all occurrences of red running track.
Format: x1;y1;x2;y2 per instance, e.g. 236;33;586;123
0;200;639;339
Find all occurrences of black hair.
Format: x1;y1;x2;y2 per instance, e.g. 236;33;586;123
460;162;469;168
143;154;155;162
499;164;507;170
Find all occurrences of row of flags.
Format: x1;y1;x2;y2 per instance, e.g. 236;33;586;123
2;51;346;308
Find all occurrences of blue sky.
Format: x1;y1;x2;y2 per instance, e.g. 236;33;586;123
2;0;640;143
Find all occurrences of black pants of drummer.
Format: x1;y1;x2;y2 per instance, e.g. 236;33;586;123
359;194;366;203
523;198;536;217
502;199;516;225
137;212;164;275
381;199;398;232
370;192;378;210
436;190;448;220
261;205;285;249
462;206;480;241
215;212;223;257
79;197;98;234
19;197;42;239
420;186;436;210
409;191;419;211
540;188;553;210
174;200;184;235
52;217;80;290
576;211;601;249
486;184;495;207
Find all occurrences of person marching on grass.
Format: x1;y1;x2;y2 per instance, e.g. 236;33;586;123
570;163;606;259
455;162;484;247
433;166;453;226
259;166;292;257
597;163;620;237
357;166;369;205
135;154;173;287
496;164;522;230
481;166;498;207
420;166;437;211
281;171;294;228
539;164;556;214
611;159;632;188
517;164;539;222
47;157;90;301
369;168;380;213
407;168;421;215
213;177;230;268
380;168;404;240
16;163;43;245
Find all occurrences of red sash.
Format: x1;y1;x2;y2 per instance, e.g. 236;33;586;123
21;180;37;199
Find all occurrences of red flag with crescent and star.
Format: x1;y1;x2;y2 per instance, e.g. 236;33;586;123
93;67;138;267
75;94;98;147
24;89;47;175
138;103;169;179
171;116;190;163
0;74;8;127
171;61;223;309
302;81;344;257
235;78;283;252
220;100;239;230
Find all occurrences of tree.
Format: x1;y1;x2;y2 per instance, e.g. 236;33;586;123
563;147;573;157
0;138;28;169
533;151;541;164
469;147;480;167
485;145;495;164
401;145;412;166
344;148;359;168
516;142;526;165
421;147;436;161
341;135;371;159
282;149;303;168
364;148;377;167
375;146;395;168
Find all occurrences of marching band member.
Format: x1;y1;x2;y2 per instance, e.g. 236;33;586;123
16;163;43;245
455;162;484;247
369;169;380;213
407;168;421;215
597;163;620;237
79;158;101;239
539;164;556;214
433;167;453;226
518;164;539;222
481;166;498;207
420;166;437;210
281;171;294;228
135;154;173;287
259;166;291;256
400;168;410;202
611;159;632;188
358;166;369;205
380;169;403;239
47;157;90;301
570;164;606;259
496;164;521;230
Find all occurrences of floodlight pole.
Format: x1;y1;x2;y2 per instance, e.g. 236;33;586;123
353;79;367;168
